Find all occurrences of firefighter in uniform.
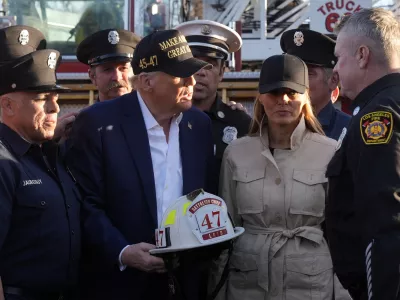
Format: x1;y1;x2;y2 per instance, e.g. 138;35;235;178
175;20;252;177
54;29;141;142
0;28;81;300
325;8;400;299
280;29;350;140
76;29;141;102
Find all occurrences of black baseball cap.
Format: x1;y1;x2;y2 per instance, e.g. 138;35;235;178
0;50;69;96
259;54;309;94
77;29;141;66
280;29;337;68
131;29;211;78
0;25;46;65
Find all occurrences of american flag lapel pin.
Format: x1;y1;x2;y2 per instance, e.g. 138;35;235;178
188;122;192;130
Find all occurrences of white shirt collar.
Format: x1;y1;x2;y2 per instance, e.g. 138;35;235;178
137;91;158;130
137;91;183;129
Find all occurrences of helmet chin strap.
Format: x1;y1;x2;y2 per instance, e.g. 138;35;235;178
162;253;186;300
160;240;234;300
206;212;237;300
152;189;244;300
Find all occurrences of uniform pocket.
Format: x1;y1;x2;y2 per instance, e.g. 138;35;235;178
17;196;48;218
290;169;327;217
16;197;48;230
285;254;334;299
228;251;262;295
11;196;49;246
233;168;265;214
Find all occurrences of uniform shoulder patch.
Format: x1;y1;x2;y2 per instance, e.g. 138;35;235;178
360;111;393;145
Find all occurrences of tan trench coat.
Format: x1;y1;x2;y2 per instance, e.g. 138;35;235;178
216;118;349;300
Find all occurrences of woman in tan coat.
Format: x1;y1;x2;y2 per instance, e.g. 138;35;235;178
218;54;338;299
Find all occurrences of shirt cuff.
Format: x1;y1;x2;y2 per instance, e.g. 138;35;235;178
118;245;130;271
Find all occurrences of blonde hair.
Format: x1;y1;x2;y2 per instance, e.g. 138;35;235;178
248;90;324;136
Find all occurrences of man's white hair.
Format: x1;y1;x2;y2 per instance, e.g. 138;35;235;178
335;8;400;66
130;71;161;90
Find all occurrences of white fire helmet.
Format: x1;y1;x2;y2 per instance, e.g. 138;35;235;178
150;189;244;255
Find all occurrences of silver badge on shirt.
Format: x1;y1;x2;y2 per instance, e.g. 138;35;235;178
222;126;238;144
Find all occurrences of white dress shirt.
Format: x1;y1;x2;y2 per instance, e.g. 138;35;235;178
137;92;183;224
119;92;183;270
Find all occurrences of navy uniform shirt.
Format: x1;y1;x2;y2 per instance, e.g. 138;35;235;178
317;101;350;140
326;73;400;293
0;123;81;293
204;95;251;181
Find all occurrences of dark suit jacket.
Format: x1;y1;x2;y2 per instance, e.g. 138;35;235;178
67;91;215;300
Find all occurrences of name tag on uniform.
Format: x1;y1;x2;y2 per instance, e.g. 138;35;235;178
23;179;42;186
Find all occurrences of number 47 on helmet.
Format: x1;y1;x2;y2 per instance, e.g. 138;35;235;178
150;189;244;299
150;189;244;254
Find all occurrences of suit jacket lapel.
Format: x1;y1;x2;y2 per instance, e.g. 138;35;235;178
180;114;198;195
119;92;157;227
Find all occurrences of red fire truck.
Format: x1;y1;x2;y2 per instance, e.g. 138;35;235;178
0;0;352;114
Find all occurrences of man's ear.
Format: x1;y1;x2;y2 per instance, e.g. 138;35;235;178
218;60;225;81
331;86;340;103
328;71;339;91
0;95;17;117
88;67;96;85
356;45;370;69
138;73;153;92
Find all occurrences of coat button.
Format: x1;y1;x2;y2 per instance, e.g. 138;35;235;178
40;201;46;206
67;204;71;209
275;178;281;185
71;230;75;235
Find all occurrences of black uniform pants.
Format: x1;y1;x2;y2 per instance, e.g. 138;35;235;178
365;234;400;300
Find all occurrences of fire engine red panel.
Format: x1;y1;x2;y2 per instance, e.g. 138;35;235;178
57;61;88;73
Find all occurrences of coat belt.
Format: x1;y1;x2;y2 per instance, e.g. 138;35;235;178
244;224;324;292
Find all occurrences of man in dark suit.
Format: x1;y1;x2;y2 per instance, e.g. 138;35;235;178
68;29;214;300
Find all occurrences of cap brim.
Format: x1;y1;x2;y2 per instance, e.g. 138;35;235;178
26;84;71;93
90;56;132;66
149;227;245;256
305;61;331;68
191;47;225;60
163;57;212;78
259;81;307;94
